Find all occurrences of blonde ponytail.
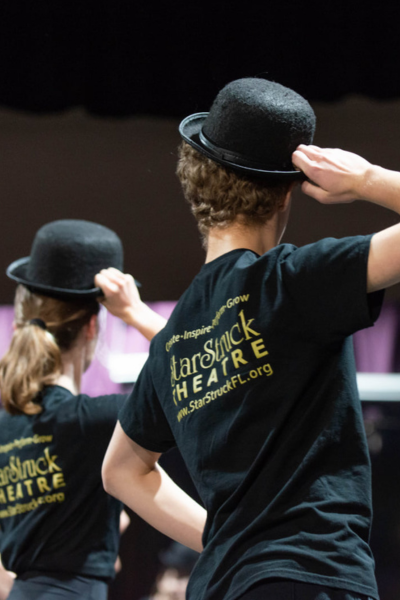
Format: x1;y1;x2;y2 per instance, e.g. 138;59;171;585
0;322;62;415
0;285;99;415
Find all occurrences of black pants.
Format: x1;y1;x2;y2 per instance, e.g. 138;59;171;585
7;572;108;600
238;580;374;600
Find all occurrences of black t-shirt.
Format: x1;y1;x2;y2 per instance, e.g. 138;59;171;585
120;236;383;600
0;385;125;580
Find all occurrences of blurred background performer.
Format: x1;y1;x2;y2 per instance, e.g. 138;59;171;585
0;219;165;600
140;542;199;600
102;78;391;600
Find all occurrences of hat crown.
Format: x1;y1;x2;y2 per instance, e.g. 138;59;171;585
15;219;124;297
202;78;316;170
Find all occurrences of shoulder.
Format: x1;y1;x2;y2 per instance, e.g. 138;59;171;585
271;236;372;270
42;386;126;427
56;392;127;446
0;408;23;446
0;409;10;423
70;392;126;422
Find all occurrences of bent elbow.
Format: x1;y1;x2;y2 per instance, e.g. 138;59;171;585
102;457;120;498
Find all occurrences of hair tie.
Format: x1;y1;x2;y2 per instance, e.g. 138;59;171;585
29;318;47;330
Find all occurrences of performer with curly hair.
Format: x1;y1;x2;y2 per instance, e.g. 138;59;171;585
102;78;390;600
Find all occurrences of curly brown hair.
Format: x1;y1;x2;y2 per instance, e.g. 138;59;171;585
176;142;293;238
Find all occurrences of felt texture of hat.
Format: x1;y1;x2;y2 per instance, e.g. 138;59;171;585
179;78;316;179
7;219;124;299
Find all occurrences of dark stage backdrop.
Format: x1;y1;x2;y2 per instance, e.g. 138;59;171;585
1;96;400;304
0;3;399;115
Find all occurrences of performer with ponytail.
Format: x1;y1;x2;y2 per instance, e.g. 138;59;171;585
0;219;165;600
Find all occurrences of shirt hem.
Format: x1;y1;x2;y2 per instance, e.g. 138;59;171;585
21;563;116;582
219;568;379;600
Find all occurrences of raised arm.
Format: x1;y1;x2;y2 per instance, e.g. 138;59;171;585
94;268;167;341
292;145;400;293
102;422;206;552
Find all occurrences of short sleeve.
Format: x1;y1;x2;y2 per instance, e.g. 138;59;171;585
278;235;384;342
119;357;176;453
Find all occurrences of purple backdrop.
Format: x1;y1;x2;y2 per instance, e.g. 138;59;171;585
0;301;399;396
0;303;177;396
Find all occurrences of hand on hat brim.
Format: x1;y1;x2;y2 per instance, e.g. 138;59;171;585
95;268;167;341
292;144;371;204
95;268;142;322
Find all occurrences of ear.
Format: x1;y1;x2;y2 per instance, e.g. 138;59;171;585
85;314;98;341
278;182;296;212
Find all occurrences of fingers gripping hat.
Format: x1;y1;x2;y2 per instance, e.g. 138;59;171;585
179;77;316;179
7;219;124;299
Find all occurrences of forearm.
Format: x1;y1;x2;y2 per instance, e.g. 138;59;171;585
123;302;167;342
293;145;400;212
360;164;400;214
292;146;400;292
103;423;206;551
105;462;205;551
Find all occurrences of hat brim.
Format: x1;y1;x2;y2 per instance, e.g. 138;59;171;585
179;113;305;181
7;257;141;300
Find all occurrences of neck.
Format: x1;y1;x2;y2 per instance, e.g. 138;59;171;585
205;215;283;263
54;345;87;396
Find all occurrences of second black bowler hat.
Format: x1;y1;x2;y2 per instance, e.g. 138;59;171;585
7;219;124;300
179;77;316;180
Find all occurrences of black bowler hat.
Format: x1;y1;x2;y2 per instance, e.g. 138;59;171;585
7;219;125;299
179;77;316;180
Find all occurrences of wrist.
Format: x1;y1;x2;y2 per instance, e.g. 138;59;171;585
120;300;167;340
357;163;383;201
125;301;148;329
